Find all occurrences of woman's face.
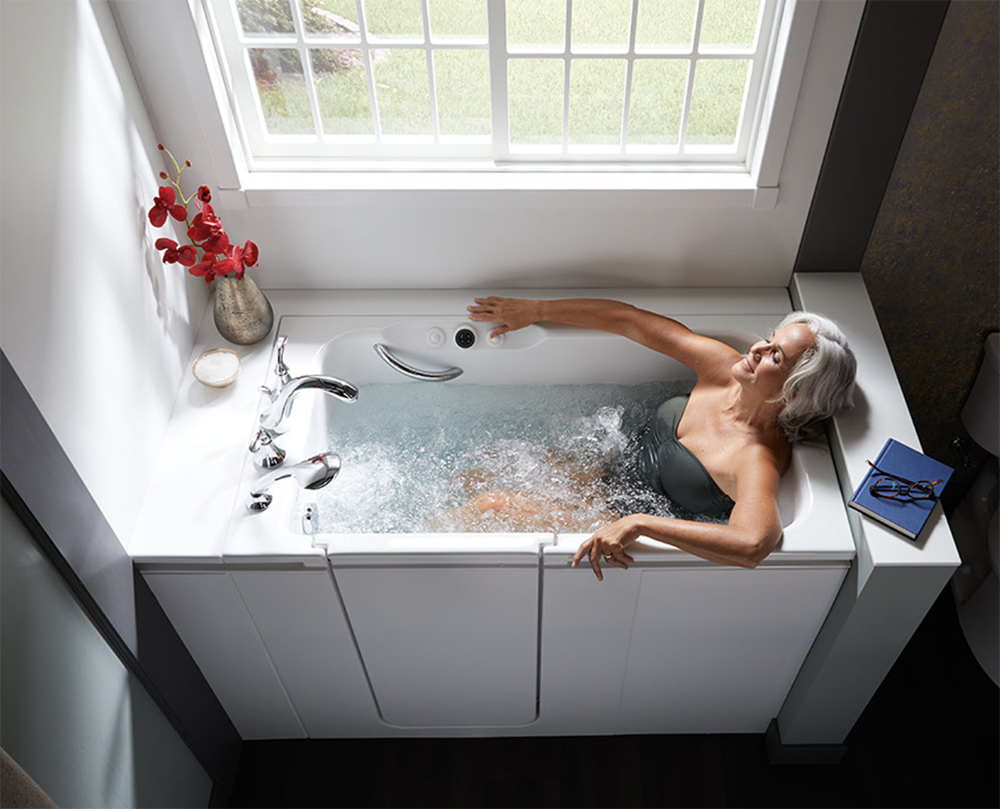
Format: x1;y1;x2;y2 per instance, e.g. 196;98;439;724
733;323;815;400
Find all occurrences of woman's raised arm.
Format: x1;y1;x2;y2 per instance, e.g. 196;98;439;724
467;296;738;379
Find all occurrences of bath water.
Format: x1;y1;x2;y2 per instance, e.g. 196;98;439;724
308;381;712;534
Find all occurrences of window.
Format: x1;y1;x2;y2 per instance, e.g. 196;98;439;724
206;0;786;169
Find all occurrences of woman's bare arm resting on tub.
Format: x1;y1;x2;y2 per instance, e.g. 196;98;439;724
467;296;739;381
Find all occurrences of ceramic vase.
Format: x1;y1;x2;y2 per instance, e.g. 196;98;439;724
213;274;274;345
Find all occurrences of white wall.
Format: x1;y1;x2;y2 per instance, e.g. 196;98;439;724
116;0;864;290
0;0;209;546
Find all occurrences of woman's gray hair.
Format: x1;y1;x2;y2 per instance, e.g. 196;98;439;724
772;312;857;443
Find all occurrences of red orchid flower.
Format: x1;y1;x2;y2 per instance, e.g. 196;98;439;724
202;230;231;256
187;203;224;242
150;148;262;284
155;238;197;267
148;186;187;227
189;253;219;284
226;240;259;280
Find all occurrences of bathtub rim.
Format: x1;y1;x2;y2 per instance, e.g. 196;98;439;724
223;308;855;567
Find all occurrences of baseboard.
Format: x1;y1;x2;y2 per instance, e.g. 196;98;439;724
765;718;848;766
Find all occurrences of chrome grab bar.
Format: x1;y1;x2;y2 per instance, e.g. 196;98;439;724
374;343;463;382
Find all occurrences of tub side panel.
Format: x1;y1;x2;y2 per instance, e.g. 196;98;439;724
617;566;848;734
332;565;540;728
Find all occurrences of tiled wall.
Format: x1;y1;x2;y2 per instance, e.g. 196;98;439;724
860;0;999;509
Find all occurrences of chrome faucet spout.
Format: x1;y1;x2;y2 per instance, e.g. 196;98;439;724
250;335;359;469
259;374;359;433
247;452;341;511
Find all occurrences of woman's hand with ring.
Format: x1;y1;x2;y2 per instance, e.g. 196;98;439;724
572;516;639;581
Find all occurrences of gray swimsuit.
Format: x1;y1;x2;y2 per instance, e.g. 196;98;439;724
637;395;735;518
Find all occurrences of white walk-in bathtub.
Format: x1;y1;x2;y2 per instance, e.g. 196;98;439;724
225;305;855;738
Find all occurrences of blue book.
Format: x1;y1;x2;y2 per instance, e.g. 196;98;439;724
848;438;954;540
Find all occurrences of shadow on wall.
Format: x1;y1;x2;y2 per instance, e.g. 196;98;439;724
479;260;725;289
860;0;1000;510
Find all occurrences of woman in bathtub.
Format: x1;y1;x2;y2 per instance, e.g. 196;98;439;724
463;296;857;580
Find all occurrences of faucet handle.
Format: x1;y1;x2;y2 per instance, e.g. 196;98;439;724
275;334;292;387
250;427;286;469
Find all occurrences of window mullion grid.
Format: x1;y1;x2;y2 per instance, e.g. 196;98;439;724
619;0;640;155
561;0;573;154
354;0;383;145
420;0;441;145
486;0;509;162
677;0;708;155
288;0;323;140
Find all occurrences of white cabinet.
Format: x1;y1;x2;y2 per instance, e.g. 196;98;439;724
617;566;848;733
229;568;377;737
145;559;847;739
142;570;304;739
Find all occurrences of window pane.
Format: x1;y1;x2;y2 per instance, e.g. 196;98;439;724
568;59;626;146
507;0;565;53
508;59;563;146
434;50;490;137
363;0;424;40
685;59;749;147
249;48;314;135
301;0;361;40
700;0;762;52
571;0;630;54
428;0;487;42
628;59;688;147
237;0;295;35
372;49;433;136
635;0;697;53
311;49;373;136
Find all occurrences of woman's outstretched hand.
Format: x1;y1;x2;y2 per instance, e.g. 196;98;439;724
572;516;639;581
467;297;541;339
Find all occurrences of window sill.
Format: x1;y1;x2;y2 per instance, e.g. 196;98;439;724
216;169;777;209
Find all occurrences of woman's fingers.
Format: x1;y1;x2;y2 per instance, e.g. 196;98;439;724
572;537;601;580
571;525;635;582
589;543;604;581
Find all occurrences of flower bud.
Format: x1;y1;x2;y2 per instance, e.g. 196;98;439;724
159;171;168;179
158;144;165;150
185;160;192;167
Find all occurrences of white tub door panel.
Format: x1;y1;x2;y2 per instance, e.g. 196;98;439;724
333;565;540;727
617;566;847;734
538;565;641;734
143;571;304;740
229;569;379;737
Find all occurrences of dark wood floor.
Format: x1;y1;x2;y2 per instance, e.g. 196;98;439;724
226;589;998;808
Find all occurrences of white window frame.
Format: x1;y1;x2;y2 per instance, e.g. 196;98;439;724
111;0;848;209
203;0;799;176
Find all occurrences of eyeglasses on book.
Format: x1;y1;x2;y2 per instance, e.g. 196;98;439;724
866;460;942;501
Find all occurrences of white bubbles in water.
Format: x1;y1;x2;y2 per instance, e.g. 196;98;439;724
309;382;692;533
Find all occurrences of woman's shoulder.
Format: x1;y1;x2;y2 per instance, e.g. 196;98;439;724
736;431;793;478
